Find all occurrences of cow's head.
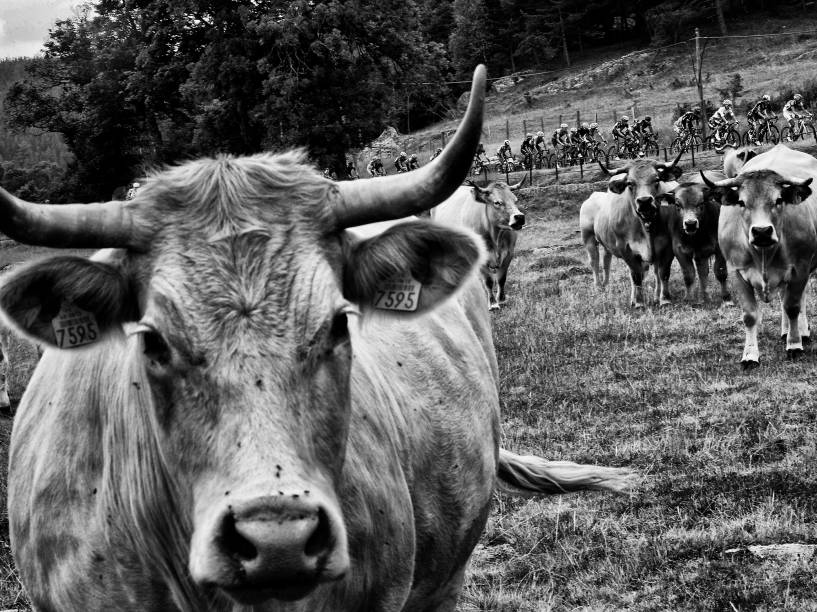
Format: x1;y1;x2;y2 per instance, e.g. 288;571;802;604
722;144;759;178
702;169;813;248
0;67;488;609
657;182;717;235
599;151;684;229
466;177;526;230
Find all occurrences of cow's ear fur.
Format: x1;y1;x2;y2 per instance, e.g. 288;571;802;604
470;184;493;204
657;165;683;181
343;221;484;315
781;178;813;205
721;186;741;206
0;256;133;347
608;174;628;194
737;149;758;163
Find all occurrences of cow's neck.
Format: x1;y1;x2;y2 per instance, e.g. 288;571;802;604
480;206;501;251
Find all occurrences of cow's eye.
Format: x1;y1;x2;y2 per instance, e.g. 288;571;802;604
328;312;350;348
142;328;172;367
492;201;502;208
775;198;784;208
738;200;746;208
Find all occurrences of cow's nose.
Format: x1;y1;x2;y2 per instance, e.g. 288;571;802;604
751;225;776;246
511;213;525;229
636;196;654;207
191;494;348;603
684;219;699;233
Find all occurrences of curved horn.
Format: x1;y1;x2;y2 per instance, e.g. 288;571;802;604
333;65;486;228
598;158;627;177
667;148;684;169
0;187;149;250
700;170;741;189
509;175;526;191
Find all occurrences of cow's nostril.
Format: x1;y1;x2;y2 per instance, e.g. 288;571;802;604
220;512;257;560
304;508;332;557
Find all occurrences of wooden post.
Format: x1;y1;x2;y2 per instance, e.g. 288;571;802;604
695;28;708;141
523;119;528;135
441;131;447;146
576;110;581;127
540;117;545;132
631;104;637;121
505;119;510;141
558;114;563;127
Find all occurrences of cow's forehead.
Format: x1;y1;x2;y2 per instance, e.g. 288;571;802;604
675;185;705;205
487;184;516;203
626;161;662;181
737;170;786;203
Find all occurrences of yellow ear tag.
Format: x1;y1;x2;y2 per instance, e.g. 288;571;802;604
373;277;422;312
51;303;100;348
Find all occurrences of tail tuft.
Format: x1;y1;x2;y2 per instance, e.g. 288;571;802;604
497;448;639;496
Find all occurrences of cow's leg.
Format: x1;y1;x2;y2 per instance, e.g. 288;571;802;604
676;251;696;301
0;333;9;410
714;247;732;305
497;267;509;306
583;232;603;288
734;272;760;368
654;239;674;306
602;248;612;287
485;272;498;311
628;259;645;308
694;254;710;303
781;278;809;357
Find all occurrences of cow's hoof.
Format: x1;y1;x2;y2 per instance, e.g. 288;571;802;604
741;359;759;371
787;348;804;360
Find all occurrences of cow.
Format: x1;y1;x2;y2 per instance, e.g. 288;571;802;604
703;144;817;367
654;181;731;304
0;66;634;612
431;178;525;310
722;145;759;178
579;152;684;307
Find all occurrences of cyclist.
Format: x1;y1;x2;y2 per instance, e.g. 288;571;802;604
497;140;514;161
589;122;607;144
345;160;358;180
125;182;140;200
394;151;409;173
367;157;385;176
430;147;443;162
407;153;420;171
611;116;635;158
746;94;775;145
551;123;570;147
534;130;548;152
520;133;536;167
708;99;737;147
633;116;654;138
674;108;699;137
576;122;593;142
782;93;811;140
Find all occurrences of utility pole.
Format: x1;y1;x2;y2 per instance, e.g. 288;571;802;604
694;28;707;142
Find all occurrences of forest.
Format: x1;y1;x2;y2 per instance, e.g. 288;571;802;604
0;0;803;201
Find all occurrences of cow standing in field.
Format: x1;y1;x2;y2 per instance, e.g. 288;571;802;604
703;144;817;367
654;182;731;304
431;178;525;310
0;67;634;612
579;153;683;307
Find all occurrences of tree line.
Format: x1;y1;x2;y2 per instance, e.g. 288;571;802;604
1;0;789;201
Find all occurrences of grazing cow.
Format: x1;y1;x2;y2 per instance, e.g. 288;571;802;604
579;153;684;307
654;182;731;304
703;144;817;367
722;145;759;178
0;67;634;612
431;178;525;310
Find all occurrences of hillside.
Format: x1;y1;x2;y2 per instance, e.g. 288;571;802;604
374;16;817;163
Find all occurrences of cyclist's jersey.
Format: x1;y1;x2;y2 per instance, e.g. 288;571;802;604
568;131;583;145
534;135;547;151
611;120;631;139
633;119;653;135
520;138;536;155
551;129;569;146
576;126;592;141
407;158;420;170
710;106;735;124
589;127;605;141
367;159;383;174
783;99;806;114
674;112;697;131
747;99;773;121
394;156;408;171
497;144;513;159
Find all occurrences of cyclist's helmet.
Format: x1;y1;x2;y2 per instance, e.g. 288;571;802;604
621;115;629;122
590;122;599;129
569;127;578;132
560;123;568;129
132;182;140;188
762;94;771;101
435;147;442;153
693;107;701;116
723;99;732;106
410;153;417;159
581;122;589;129
644;116;652;123
504;140;510;145
794;93;803;101
400;151;406;157
537;131;544;137
526;133;533;138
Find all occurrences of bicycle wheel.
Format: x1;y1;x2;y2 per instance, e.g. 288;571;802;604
741;130;752;146
764;125;780;144
643;141;660;158
607;145;620;161
670;137;683;153
780;126;796;142
725;129;740;148
805;123;817;143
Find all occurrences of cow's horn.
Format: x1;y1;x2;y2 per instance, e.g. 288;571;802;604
509;176;526;191
700;170;740;189
598;158;626;177
333;65;486;229
0;187;149;250
666;148;684;169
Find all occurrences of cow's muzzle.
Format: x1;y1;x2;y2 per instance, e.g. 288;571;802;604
683;219;699;235
190;492;348;604
510;213;525;230
635;196;658;225
750;224;777;249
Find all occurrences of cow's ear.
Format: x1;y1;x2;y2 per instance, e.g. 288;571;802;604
0;255;134;347
781;178;812;205
721;186;742;206
343;221;484;315
657;165;683;181
470;184;492;204
737;149;758;163
656;192;675;207
608;174;627;194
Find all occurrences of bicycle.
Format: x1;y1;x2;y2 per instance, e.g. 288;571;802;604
781;113;816;143
743;115;779;146
494;156;523;174
670;128;702;154
471;156;491;176
608;136;641;161
534;148;554;169
705;120;741;150
638;132;660;158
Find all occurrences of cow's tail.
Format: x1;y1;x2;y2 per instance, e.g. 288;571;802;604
497;448;638;496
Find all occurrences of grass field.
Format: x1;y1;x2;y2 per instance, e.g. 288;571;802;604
3;158;817;610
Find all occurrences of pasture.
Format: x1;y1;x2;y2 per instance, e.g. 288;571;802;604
1;160;817;610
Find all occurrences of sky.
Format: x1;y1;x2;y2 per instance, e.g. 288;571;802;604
0;0;77;60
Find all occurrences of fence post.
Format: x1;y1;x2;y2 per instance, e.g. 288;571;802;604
595;111;598;124
631;104;637;120
576;110;581;127
691;143;695;166
505;120;510;141
523;119;527;136
558;114;563;128
540;117;545;132
579;156;584;180
441;131;446;146
664;147;668;162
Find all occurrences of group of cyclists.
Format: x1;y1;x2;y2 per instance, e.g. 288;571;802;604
365;150;426;177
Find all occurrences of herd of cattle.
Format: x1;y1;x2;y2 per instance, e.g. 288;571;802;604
0;66;641;611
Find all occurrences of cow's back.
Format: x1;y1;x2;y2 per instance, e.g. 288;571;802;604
431;186;486;235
